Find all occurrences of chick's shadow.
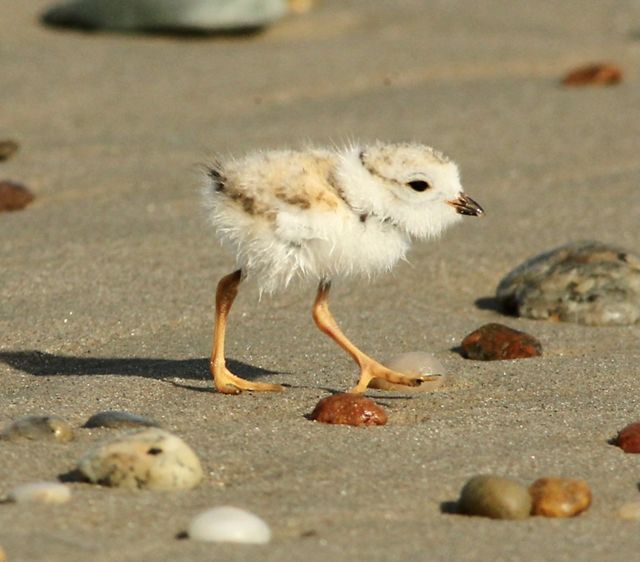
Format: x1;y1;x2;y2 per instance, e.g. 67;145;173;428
0;350;282;391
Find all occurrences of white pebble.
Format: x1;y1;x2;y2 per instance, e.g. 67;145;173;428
77;428;203;490
370;351;447;391
188;506;272;544
8;481;71;504
618;501;640;520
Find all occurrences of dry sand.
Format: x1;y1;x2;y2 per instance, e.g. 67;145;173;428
1;1;640;561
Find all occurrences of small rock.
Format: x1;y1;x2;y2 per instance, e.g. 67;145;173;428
0;140;19;161
496;241;640;326
615;421;640;453
0;415;74;443
460;323;542;360
310;393;387;426
42;0;287;32
562;63;622;86
83;410;160;429
0;545;5;562
0;181;35;212
7;481;71;504
188;506;272;544
77;428;202;490
370;352;447;392
529;477;591;517
618;501;640;520
457;475;531;520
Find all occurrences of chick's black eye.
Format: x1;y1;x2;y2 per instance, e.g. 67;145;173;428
407;180;431;192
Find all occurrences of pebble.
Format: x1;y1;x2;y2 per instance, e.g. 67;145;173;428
83;410;160;429
562;63;622;86
0;180;35;212
188;506;272;544
457;475;531;520
615;421;640;453
77;428;203;490
618;501;640;520
529;477;591;517
0;139;19;160
0;545;5;562
42;0;287;32
0;415;74;443
370;352;447;392
310;393;388;426
460;323;542;360
496;241;640;326
7;481;71;504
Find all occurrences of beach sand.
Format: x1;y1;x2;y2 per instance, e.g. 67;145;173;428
1;1;640;560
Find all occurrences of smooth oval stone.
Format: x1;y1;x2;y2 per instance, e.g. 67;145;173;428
529;477;591;517
458;475;531;520
83;410;159;429
0;139;19;161
310;394;387;426
618;501;640;520
0;181;35;212
615;421;640;453
42;0;287;32
7;482;71;504
496;241;640;326
460;323;542;361
189;506;271;544
370;352;446;392
0;415;74;443
77;428;202;490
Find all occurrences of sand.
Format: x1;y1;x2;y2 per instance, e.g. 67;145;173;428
1;1;640;560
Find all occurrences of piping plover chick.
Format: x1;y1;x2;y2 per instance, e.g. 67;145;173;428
204;141;484;395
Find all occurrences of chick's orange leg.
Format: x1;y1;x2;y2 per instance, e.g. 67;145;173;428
210;269;284;394
311;281;431;393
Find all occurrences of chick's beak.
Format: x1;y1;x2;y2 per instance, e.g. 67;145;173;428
447;192;485;217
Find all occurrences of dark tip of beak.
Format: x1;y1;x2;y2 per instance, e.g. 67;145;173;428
448;193;485;217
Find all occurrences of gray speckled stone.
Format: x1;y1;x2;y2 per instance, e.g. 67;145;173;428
41;0;287;32
0;415;74;443
83;410;160;429
496;241;640;326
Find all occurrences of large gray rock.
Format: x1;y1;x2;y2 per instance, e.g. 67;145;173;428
496;241;640;326
42;0;287;33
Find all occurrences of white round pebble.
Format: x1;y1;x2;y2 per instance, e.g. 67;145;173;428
618;501;640;520
370;351;447;392
188;506;272;544
8;481;71;504
78;428;203;490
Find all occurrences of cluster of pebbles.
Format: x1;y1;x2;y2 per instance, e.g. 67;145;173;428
0;411;272;545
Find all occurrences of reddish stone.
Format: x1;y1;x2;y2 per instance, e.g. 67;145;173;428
562;63;622;86
0;181;34;211
310;393;387;426
461;323;542;361
616;422;640;453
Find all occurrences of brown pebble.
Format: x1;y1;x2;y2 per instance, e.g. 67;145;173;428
0;139;19;160
562;63;622;86
0;180;35;212
457;475;531;520
310;393;387;426
460;323;542;360
615;421;640;453
529;477;591;517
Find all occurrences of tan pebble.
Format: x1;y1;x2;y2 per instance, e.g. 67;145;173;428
8;481;71;504
0;415;74;443
310;393;387;426
0;139;19;160
618;501;640;520
77;428;203;490
370;352;446;392
529;477;591;517
0;544;6;562
458;475;531;520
